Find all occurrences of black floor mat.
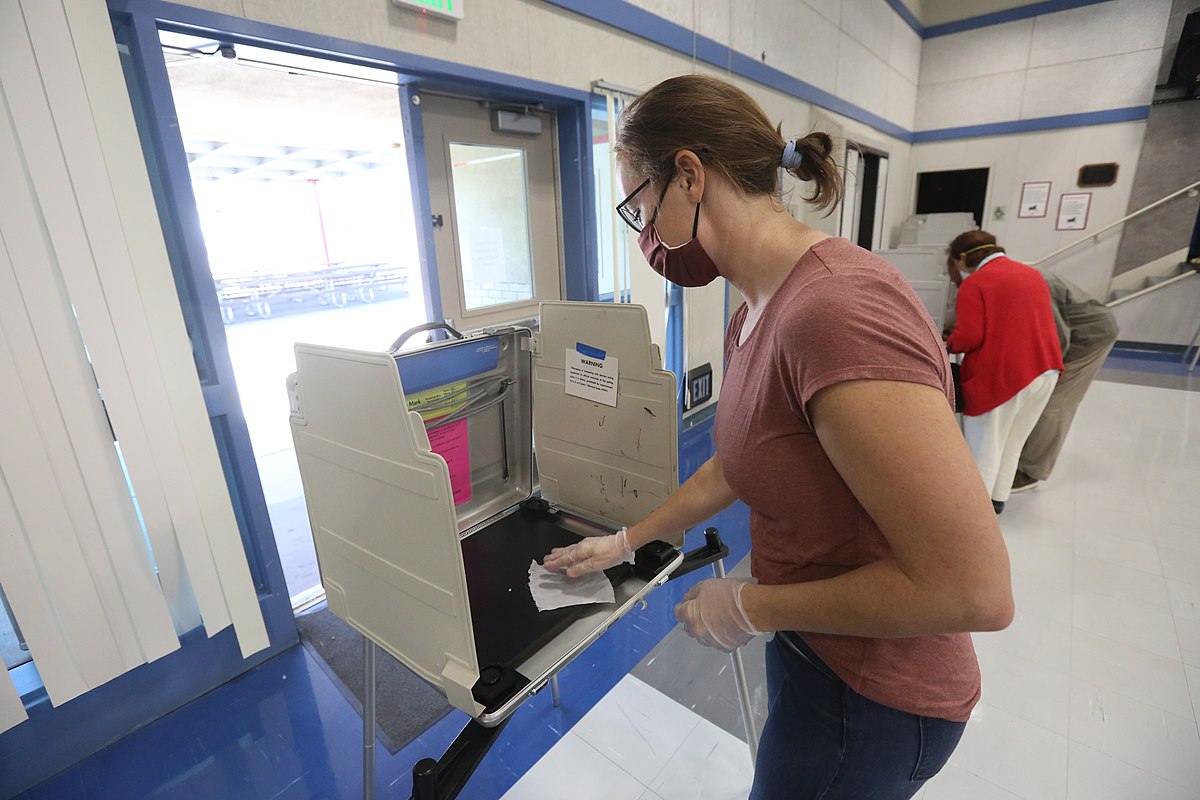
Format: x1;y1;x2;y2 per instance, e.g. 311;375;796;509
296;604;452;754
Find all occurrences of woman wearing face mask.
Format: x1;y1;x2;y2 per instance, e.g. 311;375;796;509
944;230;1063;514
543;75;1013;800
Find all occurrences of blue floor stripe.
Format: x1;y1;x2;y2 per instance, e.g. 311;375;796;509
1104;347;1197;378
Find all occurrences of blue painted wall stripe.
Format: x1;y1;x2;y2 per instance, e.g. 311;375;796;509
923;0;1112;38
882;0;925;36
727;51;915;142
132;0;1152;146
912;106;1151;142
541;1;1150;145
542;0;918;143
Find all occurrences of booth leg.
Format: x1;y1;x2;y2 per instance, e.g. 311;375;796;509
550;675;561;708
712;559;759;764
364;637;377;800
409;717;512;800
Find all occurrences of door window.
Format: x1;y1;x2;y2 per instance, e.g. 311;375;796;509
422;94;561;329
448;143;535;310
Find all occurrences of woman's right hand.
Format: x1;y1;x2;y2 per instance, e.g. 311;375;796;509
542;528;635;577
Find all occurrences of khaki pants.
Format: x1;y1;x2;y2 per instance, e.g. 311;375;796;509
1018;341;1115;481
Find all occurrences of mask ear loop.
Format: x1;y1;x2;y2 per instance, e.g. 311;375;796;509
690;200;700;239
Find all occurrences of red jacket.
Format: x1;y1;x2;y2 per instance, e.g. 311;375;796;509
947;256;1063;415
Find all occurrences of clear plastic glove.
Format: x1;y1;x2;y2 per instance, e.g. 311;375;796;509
542;527;635;578
673;578;761;652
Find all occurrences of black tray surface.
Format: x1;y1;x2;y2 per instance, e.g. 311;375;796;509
461;508;631;673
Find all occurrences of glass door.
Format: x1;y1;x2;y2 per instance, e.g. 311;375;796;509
420;93;562;329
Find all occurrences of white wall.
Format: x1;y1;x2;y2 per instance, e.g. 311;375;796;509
912;0;1176;294
916;0;1172;130
175;0;919;238
637;0;922;130
151;0;1186;343
1110;274;1200;346
912;120;1146;291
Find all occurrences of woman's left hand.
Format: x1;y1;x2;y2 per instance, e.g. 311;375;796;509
673;578;761;652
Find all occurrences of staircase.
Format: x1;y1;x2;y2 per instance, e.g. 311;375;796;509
1109;261;1200;303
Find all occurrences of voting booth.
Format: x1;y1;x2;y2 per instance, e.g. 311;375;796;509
875;246;953;331
898;212;977;247
286;300;698;724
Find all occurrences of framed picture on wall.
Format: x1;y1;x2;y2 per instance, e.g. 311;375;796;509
1018;181;1051;218
1056;192;1092;231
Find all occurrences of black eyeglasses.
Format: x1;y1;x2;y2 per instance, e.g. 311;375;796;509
616;178;671;234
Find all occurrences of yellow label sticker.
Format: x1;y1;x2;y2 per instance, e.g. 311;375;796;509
405;381;468;422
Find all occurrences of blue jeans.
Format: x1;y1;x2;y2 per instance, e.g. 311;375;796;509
749;632;966;800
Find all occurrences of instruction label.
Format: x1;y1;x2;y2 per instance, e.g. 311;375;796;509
427;418;472;506
406;381;468;421
565;347;619;407
407;381;472;506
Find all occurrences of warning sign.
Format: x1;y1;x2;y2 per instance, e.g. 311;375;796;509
564;348;618;407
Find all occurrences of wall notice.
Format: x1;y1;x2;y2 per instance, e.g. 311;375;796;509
407;382;472;505
1018;181;1051;218
1056;193;1092;231
565;348;619;407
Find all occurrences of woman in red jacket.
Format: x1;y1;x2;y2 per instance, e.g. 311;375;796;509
946;230;1062;514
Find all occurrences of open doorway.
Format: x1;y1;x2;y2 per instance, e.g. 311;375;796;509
916;167;990;229
840;144;889;251
161;32;428;608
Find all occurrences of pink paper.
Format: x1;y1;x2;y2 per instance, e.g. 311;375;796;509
427;417;472;506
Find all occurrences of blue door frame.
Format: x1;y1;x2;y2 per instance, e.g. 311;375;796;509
1;2;600;795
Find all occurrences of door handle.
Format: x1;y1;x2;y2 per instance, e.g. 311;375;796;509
431;214;444;229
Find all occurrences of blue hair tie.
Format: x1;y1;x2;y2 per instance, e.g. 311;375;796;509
781;139;803;170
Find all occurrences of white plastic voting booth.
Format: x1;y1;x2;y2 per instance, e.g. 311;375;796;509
898;212;977;247
874;246;953;331
287;301;734;799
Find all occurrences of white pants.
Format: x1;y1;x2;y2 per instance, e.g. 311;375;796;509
962;371;1058;503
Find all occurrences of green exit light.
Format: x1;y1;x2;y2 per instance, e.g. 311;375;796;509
392;0;463;22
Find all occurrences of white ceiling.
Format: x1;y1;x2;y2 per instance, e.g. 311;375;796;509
162;32;407;183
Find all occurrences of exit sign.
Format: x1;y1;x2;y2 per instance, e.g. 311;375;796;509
392;0;463;21
685;363;713;410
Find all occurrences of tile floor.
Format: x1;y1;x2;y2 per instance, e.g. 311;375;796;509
13;370;1200;799
504;378;1200;800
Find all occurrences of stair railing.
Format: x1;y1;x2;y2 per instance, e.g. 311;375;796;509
1028;179;1200;269
1106;268;1197;308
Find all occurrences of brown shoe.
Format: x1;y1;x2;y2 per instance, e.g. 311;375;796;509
1010;471;1039;494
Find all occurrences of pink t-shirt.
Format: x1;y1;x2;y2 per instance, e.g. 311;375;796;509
715;238;980;722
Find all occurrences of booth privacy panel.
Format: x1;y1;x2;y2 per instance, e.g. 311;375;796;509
289;345;481;713
533;302;678;539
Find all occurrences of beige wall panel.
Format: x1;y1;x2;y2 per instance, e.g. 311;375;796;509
526;4;687;92
241;0;534;79
170;0;245;16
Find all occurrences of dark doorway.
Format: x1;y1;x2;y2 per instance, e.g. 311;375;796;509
916;168;989;228
856;152;881;250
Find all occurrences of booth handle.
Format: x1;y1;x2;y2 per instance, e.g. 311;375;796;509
667;527;729;581
389;321;465;352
